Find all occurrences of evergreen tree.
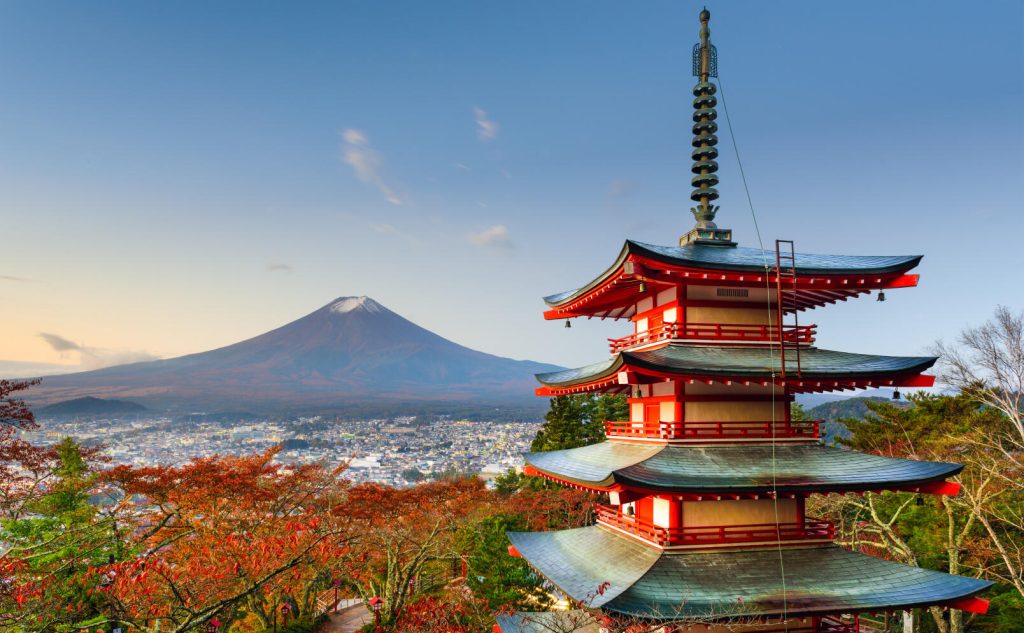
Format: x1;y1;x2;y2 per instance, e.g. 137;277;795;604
530;393;628;452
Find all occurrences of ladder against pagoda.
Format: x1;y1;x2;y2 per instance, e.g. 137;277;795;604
497;10;991;633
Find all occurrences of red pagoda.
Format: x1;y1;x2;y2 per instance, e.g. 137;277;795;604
497;10;991;633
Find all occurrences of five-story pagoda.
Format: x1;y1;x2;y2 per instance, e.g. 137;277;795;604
498;10;992;633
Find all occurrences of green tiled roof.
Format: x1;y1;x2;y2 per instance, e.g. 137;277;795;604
535;344;937;387
508;526;991;620
526;442;962;492
495;612;600;633
544;240;922;306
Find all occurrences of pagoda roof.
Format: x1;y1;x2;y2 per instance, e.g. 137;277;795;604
543;240;922;313
507;526;991;620
524;442;961;493
535;344;936;394
494;612;600;633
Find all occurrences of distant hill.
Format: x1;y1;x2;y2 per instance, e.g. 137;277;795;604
28;296;561;416
38;396;148;417
807;396;912;422
805;396;912;442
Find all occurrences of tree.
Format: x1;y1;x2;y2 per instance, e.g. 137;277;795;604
934;306;1024;616
531;394;627;453
0;378;39;437
401;468;426;483
935;306;1023;445
0;437;124;633
813;393;1023;633
100;448;355;631
338;478;493;626
457;514;551;612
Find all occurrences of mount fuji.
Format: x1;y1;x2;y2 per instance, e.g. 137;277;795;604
28;297;561;415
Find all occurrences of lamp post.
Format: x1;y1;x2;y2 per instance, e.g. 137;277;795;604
368;596;383;633
280;602;292;628
333;577;341;613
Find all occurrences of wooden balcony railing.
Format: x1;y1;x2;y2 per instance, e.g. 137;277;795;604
608;322;816;353
820;615;859;633
604;419;820;441
595;504;835;548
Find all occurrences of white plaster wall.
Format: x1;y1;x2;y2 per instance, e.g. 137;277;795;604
684;499;798;527
652;497;672;527
686;400;787;422
652;381;675;397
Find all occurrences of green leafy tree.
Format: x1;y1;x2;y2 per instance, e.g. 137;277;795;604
456;514;552;612
530;394;627;452
1;437;126;632
813;393;1022;633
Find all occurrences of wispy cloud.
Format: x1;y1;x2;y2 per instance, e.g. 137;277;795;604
1;275;37;283
607;179;636;199
38;332;160;370
605;179;637;214
467;224;513;250
473;107;499;142
341;128;402;205
369;223;397;234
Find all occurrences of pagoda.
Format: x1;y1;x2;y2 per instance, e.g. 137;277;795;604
497;10;992;633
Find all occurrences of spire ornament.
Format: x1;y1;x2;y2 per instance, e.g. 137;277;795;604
680;9;735;247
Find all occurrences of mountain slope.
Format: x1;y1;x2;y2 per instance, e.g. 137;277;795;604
29;297;561;412
38;396;148;417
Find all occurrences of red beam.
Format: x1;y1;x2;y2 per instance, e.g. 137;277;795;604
919;480;962;496
507;545;521;558
885;274;920;289
949;596;989;614
899;374;936;387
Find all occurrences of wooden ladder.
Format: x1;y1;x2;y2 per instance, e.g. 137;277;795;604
774;240;802;380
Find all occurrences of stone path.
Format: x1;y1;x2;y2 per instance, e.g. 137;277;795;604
317;603;373;633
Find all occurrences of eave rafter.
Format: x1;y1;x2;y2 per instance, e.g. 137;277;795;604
521;465;963;500
544;254;919;320
536;364;935;397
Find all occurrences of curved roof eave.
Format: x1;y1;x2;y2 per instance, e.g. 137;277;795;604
509;526;992;621
542;240;924;309
535;345;938;388
524;442;964;493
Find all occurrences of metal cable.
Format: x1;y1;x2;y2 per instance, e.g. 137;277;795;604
717;74;790;627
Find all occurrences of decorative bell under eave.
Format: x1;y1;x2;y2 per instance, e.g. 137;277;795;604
877;290;886;302
638;281;647;294
565;320;571;329
893;388;901;400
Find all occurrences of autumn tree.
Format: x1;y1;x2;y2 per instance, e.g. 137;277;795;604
100;448;355;631
338;478;494;626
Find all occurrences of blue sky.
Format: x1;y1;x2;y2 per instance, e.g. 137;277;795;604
1;1;1021;373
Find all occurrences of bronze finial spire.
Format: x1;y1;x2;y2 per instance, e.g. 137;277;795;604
680;8;735;247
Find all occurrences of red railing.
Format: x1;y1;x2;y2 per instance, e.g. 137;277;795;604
604;419;820;441
608;321;816;353
820;615;859;633
595;505;835;547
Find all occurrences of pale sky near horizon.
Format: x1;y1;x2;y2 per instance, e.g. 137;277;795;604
1;1;1022;376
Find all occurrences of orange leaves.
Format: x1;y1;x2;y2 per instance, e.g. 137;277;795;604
93;450;356;624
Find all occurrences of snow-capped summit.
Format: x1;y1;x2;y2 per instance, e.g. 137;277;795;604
329;296;384;315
